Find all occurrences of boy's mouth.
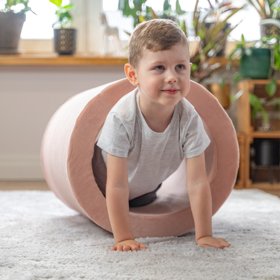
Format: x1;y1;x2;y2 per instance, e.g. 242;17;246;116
162;88;180;94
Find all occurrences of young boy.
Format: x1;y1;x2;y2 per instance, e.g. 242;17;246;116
97;19;230;251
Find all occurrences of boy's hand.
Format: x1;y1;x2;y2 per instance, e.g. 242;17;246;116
112;239;146;252
196;236;230;249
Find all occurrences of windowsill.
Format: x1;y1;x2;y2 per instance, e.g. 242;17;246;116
0;53;128;66
0;53;236;67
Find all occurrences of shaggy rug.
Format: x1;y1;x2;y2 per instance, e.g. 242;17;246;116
0;189;280;280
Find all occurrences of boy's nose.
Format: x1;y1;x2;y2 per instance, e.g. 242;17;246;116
166;71;177;84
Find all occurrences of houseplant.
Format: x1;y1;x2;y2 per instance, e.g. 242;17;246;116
230;33;280;131
190;0;245;82
118;0;186;32
118;0;244;80
229;34;272;79
49;0;76;55
189;0;245;109
245;0;280;36
0;0;32;54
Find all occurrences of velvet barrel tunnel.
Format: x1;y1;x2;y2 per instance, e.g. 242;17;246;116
41;79;239;237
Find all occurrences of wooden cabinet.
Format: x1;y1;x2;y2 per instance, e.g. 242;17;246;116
235;80;280;195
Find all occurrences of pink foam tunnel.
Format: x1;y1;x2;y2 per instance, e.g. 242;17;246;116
41;79;239;237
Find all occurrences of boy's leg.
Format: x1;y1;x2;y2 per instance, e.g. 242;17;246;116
129;184;162;207
92;144;107;196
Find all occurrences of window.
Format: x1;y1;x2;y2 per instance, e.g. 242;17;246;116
21;0;58;39
18;0;103;54
14;0;261;54
103;0;261;41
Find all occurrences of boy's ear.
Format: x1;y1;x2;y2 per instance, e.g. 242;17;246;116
124;63;138;86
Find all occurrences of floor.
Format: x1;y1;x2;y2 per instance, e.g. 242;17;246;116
0;181;49;191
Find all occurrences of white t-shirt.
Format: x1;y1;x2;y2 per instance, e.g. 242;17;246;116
97;89;210;200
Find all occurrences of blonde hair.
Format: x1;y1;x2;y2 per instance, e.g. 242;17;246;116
128;19;188;68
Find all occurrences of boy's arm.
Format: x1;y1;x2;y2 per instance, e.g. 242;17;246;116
106;154;146;251
186;153;230;249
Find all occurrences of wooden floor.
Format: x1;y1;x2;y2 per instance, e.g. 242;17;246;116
0;181;49;191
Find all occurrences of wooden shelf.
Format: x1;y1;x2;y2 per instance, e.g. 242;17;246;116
251;131;280;138
249;183;280;196
0;54;238;67
236;79;280;189
241;79;280;86
0;54;127;66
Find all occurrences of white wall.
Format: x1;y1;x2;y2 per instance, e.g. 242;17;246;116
0;66;124;180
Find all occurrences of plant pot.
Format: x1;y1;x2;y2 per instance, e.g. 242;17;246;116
253;139;280;166
240;48;272;79
0;11;26;54
54;28;77;55
260;19;280;37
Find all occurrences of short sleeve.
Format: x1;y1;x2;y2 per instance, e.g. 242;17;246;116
182;112;210;158
97;112;131;158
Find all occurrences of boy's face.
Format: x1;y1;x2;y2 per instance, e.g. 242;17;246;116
125;42;191;109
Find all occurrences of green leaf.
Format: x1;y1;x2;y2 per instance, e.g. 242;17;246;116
265;79;277;97
232;72;243;84
241;34;246;46
249;93;266;120
5;0;31;13
163;0;172;13
273;39;280;71
118;0;132;17
49;0;63;8
179;19;187;35
175;0;185;15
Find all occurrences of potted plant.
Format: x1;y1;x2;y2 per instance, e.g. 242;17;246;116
118;0;186;32
49;0;76;55
230;33;280;131
229;34;272;79
0;0;32;54
188;0;245;109
245;0;280;37
190;0;245;82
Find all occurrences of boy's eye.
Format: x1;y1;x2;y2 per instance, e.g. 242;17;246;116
176;64;186;71
154;65;165;72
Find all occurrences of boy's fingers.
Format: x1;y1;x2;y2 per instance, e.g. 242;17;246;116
112;241;147;251
139;243;146;249
197;237;231;249
217;238;231;247
112;244;122;251
123;245;131;251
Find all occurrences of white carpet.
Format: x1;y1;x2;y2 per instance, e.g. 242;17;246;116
1;189;280;280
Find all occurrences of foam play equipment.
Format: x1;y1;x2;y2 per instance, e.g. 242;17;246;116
41;78;239;237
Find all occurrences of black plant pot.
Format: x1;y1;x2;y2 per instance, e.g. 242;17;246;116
0;11;26;54
254;139;280;166
54;28;77;55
